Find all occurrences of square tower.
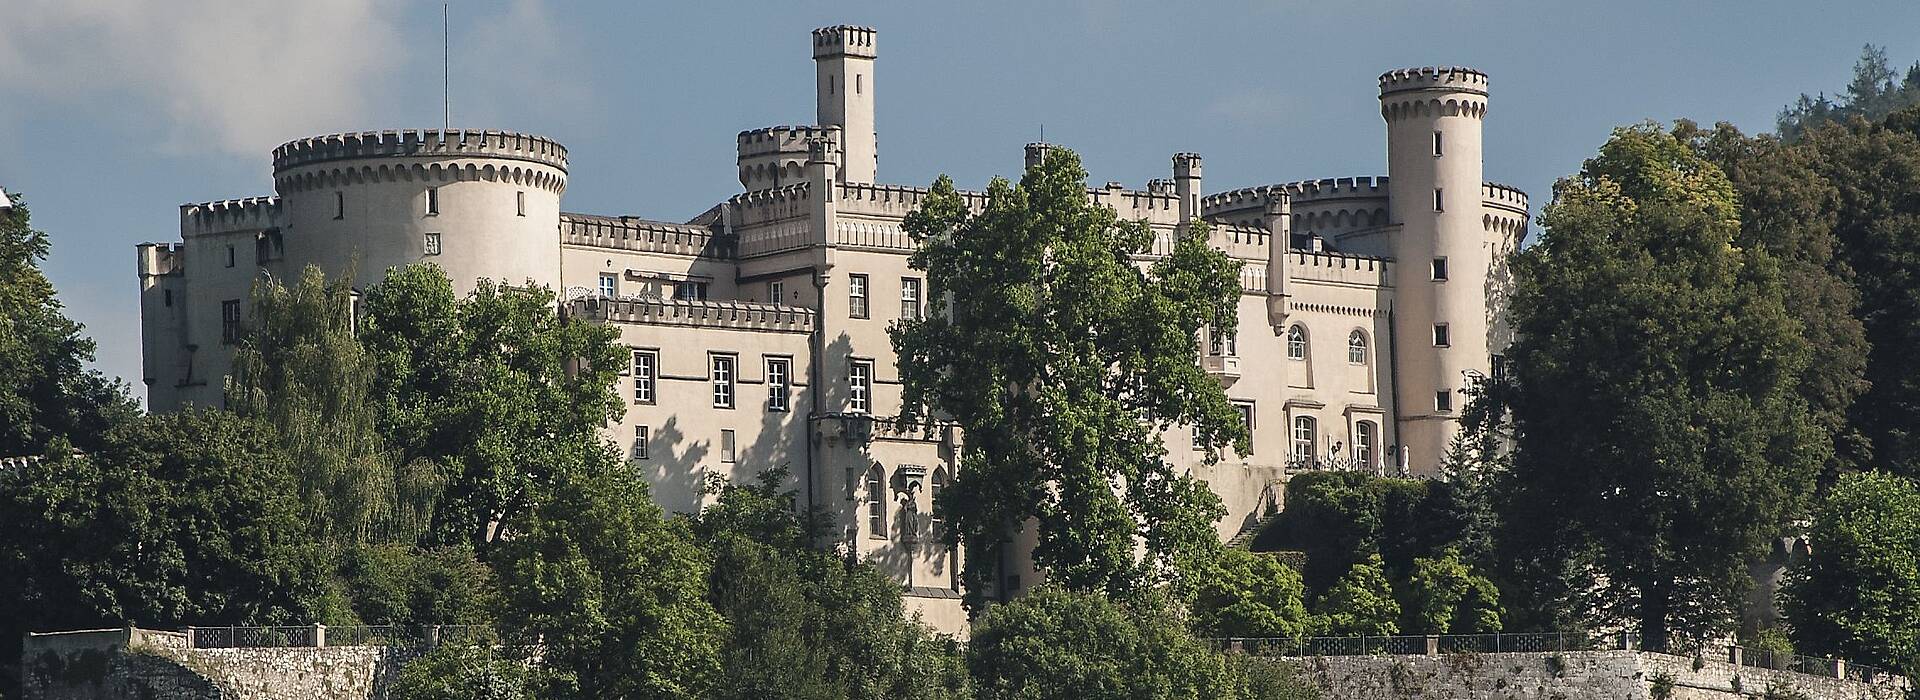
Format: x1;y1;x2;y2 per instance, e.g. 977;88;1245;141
814;25;877;183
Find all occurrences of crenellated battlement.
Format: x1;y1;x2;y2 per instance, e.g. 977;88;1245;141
179;196;282;236
1378;66;1488;97
737;125;843;154
1285;249;1394;288
738;126;842;189
561;213;732;259
137;242;186;277
1203;177;1389;228
813;25;877;59
569;295;815;334
1481;181;1529;214
271;129;568;174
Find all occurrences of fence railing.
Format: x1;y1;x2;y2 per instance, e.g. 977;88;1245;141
1213;633;1904;686
185;625;495;650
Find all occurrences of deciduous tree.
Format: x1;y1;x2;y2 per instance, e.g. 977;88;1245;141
1784;472;1920;673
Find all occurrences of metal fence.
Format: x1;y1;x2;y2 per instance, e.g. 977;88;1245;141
1214;633;1902;686
185;625;495;650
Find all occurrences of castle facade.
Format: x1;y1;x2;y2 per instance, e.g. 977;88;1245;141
137;25;1526;633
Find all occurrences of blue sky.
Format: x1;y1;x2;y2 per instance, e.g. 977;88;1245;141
3;0;1917;403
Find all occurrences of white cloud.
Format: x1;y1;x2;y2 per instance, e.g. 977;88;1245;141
0;0;407;156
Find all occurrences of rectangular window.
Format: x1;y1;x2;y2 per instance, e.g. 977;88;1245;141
856;73;863;95
426;187;439;216
1192;424;1203;451
163;289;173;307
676;281;709;301
849;359;873;413
1431;258;1448;281
632;425;649;460
901;277;922;320
424;232;441;256
225;245;236;268
769;280;785;304
711;354;737;408
849;274;869;318
1236;402;1255;452
1433;131;1444;156
721;429;737;463
334;191;345;219
220;299;243;344
1436;390;1454;412
599;272;618;298
632;350;657;404
1491;354;1508;382
516;191;526;217
1434;188;1445;212
866;467;885;536
1225;328;1238;356
766;357;791;412
1433;324;1450;347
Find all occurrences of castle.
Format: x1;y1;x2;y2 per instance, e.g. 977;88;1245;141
136;25;1527;633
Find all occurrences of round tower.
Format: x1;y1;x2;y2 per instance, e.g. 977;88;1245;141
270;129;567;295
1380;67;1489;473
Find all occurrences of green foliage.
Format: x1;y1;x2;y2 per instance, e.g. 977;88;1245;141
361;264;625;547
1784;471;1920;673
892;149;1245;606
1187;548;1312;640
0;191;136;457
1316;555;1400;636
1779;45;1920;142
492;457;725;699
967;587;1251;700
1225;655;1321;700
1495;123;1824;648
229;265;431;545
334;544;498;626
1256;472;1466;595
691;470;968;700
1400;550;1502;635
389;644;541;700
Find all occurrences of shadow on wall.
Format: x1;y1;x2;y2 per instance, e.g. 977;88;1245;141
640;415;710;512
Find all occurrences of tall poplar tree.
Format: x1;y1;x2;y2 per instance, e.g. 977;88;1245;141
1495;125;1823;648
891;148;1247;607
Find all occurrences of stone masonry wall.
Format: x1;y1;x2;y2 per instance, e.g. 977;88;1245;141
1298;650;1908;700
22;628;417;700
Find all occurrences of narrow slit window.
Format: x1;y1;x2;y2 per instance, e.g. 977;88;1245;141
335;191;345;219
1433;324;1450;347
1433;131;1444;156
426;187;439;216
1434;188;1445;212
516;191;526;217
721;430;737;463
632;425;649;460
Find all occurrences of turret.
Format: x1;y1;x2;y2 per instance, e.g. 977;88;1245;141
1024;142;1055;171
1264;193;1292;327
1380;66;1489;474
806;138;839;272
1172;152;1202;223
814;25;877;184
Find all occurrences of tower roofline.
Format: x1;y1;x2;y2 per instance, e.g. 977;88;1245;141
1378;66;1488;97
812;25;876;59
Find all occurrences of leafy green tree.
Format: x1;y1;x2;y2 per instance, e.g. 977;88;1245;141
1676;121;1869;476
691;469;967;700
1254;472;1463;595
361;265;625;547
1187;547;1312;640
334;543;498;626
1316;555;1399;636
0;412;342;696
1400;550;1502;635
892;149;1247;605
0;190;136;457
1495;124;1824;648
967;587;1245;700
389;644;542;700
229;265;436;544
492;454;725;700
1783;471;1920;673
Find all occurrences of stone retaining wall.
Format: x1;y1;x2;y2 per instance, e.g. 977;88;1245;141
1299;650;1908;700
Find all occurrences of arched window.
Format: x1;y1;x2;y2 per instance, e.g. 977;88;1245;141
865;465;886;538
1291;416;1317;459
1286;325;1308;360
1355;421;1377;466
1348;331;1369;365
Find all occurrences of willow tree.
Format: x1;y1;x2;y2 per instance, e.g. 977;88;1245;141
1496;124;1823;648
228;265;439;544
892;148;1247;607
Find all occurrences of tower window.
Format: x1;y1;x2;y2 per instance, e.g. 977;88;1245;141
856;73;863;95
1434;188;1445;212
711;354;737;408
516;191;526;217
220;299;243;345
849;359;874;413
426;187;439;216
1348;331;1369;365
828;75;835;95
334;191;345;219
163;289;173;307
1433;324;1450;347
1433;131;1443;156
424;232;441;256
1431;258;1448;281
721;429;737;463
632;425;649;460
1286;325;1308;360
849;274;869;319
225;245;236;268
599;272;618;298
1436;390;1455;412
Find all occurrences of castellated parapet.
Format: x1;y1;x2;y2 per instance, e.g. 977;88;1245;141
179;196;282;236
812;25;877;59
272;129;567;173
568;296;816;333
739;126;843;189
1379;66;1488;121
